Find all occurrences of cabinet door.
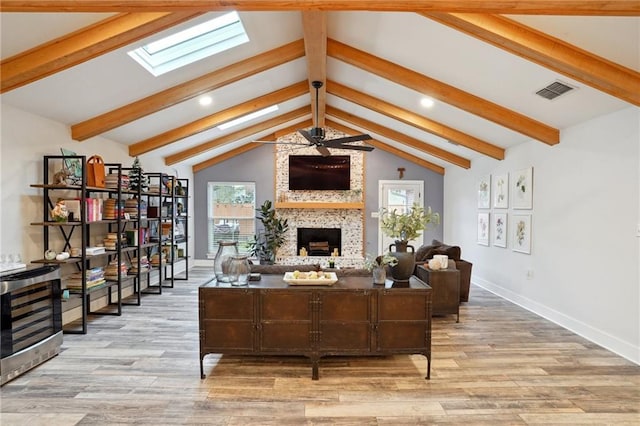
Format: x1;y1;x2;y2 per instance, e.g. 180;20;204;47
376;291;430;351
200;289;255;351
319;290;371;351
259;290;313;351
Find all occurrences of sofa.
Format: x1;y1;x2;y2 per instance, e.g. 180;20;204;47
414;240;473;302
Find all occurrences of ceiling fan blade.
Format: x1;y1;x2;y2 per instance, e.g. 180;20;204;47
331;144;374;152
326;134;372;144
298;129;316;145
316;145;331;157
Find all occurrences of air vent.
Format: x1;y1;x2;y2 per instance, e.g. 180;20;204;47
535;81;576;100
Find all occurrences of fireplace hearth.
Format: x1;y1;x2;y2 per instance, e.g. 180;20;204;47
297;228;341;256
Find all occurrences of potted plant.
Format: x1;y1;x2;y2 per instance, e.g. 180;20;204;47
364;252;398;284
379;202;440;281
249;200;289;264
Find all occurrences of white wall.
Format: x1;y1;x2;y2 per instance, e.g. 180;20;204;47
444;106;640;364
0;103;193;267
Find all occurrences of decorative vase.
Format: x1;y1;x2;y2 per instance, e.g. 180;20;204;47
228;254;250;286
372;266;386;285
214;241;238;282
388;240;415;282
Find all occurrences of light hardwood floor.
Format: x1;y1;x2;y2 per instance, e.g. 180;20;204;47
1;267;638;425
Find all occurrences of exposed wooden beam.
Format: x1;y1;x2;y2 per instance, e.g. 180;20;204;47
327;106;470;169
72;39;305;140
327;80;503;161
326;119;445;175
274;119;313;138
2;1;638;16
328;39;560;145
129;81;308;156
165;106;310;165
193;142;263;172
423;13;640;106
1;12;202;94
192;118;313;171
302;11;327;127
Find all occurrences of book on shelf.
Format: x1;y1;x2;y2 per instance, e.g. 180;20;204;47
65;267;105;289
58;198;103;222
86;246;106;256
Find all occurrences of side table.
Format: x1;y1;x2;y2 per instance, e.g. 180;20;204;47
416;264;460;322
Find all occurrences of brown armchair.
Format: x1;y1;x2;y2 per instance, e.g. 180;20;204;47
414;240;473;302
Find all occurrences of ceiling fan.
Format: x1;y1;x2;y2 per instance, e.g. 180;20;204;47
298;81;374;157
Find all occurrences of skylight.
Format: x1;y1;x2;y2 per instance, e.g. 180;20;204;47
128;11;249;76
218;105;279;130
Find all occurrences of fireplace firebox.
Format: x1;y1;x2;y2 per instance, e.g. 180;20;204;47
297;228;341;256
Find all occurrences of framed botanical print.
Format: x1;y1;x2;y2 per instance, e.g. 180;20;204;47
477;175;491;209
512;167;533;209
477;212;489;246
512;214;532;254
492;173;509;208
492;213;507;248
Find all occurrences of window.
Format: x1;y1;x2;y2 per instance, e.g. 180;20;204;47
128;11;249;76
207;182;256;257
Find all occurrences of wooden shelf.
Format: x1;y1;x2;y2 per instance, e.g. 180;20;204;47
275;202;364;210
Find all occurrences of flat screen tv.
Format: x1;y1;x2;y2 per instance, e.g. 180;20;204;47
288;155;350;191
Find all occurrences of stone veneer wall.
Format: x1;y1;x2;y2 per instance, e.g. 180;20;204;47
274;129;365;267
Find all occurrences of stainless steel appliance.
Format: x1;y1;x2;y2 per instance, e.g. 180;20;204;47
1;265;62;385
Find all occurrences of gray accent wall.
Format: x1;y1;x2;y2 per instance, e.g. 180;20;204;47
194;144;443;259
194;145;275;258
363;149;444;254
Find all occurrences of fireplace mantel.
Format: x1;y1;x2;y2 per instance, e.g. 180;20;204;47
275;201;364;210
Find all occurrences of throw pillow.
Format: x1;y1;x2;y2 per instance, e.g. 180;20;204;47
415;244;439;261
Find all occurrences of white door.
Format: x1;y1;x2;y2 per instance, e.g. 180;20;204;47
378;180;424;254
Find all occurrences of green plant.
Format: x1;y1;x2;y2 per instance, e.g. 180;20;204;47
380;202;440;241
363;252;398;271
249;200;289;264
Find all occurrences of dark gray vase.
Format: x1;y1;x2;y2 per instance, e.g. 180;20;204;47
388;240;415;282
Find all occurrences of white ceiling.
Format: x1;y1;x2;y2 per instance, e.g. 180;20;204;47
1;9;638;171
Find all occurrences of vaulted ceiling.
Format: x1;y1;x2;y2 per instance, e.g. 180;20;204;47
1;2;638;175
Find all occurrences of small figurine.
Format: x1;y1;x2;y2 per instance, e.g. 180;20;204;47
51;199;68;222
53;168;70;185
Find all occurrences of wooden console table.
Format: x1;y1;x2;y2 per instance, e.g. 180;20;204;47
199;275;432;380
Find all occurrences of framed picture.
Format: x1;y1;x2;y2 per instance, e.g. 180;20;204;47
477;212;489;246
477;175;491;208
512;167;533;209
512;214;532;254
60;148;83;185
492;173;509;208
492;213;507;248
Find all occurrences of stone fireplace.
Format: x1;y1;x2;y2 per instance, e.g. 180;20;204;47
273;129;366;267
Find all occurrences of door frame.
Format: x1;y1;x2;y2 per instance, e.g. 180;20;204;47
377;180;424;254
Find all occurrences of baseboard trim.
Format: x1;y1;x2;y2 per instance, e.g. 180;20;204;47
472;276;639;365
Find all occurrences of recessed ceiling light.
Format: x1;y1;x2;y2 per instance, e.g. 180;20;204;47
199;96;213;106
421;97;434;108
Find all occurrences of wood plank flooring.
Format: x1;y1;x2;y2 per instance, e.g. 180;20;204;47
1;267;638;425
